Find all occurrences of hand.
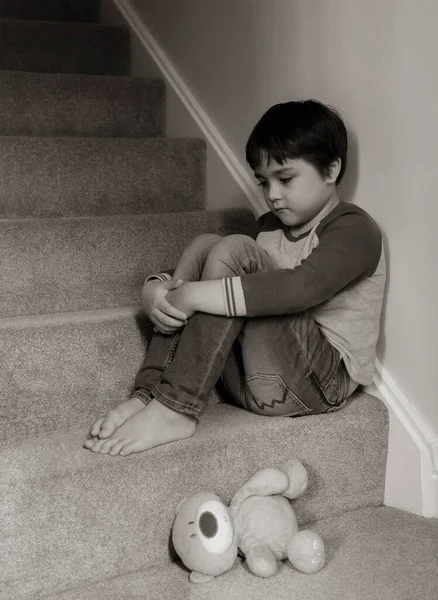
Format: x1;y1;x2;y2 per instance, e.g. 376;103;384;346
141;279;188;335
165;283;196;319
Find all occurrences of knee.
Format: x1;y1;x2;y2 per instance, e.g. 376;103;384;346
206;234;256;261
202;234;257;279
182;233;223;258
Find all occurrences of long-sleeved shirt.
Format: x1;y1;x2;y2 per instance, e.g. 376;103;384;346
147;201;386;386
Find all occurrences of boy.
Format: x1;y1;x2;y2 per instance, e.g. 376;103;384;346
84;99;386;456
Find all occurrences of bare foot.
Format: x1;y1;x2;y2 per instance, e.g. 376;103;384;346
85;399;196;456
84;398;146;448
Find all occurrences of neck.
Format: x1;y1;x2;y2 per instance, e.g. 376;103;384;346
290;191;340;237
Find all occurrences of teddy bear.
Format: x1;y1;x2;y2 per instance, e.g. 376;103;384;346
171;458;325;583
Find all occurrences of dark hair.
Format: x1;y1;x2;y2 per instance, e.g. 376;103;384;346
245;99;348;184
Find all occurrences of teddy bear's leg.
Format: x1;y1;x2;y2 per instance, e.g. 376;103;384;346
230;468;289;508
241;535;278;578
286;530;325;574
280;458;309;499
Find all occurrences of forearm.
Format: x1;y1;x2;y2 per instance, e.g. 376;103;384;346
167;279;247;317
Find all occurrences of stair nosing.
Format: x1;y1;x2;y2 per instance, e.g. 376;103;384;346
0;17;129;31
0;207;247;225
0;304;142;329
0;69;164;83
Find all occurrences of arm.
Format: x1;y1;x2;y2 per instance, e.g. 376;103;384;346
166;211;382;318
165;279;246;317
141;278;189;334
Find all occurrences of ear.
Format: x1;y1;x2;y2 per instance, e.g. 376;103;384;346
189;571;215;584
326;159;341;184
175;497;187;516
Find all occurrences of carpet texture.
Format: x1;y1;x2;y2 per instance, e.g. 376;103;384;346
0;307;150;442
0;209;253;317
0;137;207;217
0;395;388;599
0;2;435;599
0;19;130;75
0;71;165;137
44;507;438;600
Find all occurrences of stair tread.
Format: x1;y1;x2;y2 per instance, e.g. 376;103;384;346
1;394;388;598
0;136;206;218
0;19;130;75
0;71;165;137
0;208;253;317
44;506;438;600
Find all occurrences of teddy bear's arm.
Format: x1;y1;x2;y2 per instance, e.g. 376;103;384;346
240;534;278;578
189;571;215;583
230;468;289;509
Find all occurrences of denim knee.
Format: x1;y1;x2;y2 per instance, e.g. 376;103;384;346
186;233;223;255
202;233;265;279
202;234;258;278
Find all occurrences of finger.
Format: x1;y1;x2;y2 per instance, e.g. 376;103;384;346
167;279;185;289
154;326;176;335
153;316;186;334
157;302;188;323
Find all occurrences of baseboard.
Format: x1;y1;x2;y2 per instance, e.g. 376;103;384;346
366;359;438;517
113;0;265;218
112;0;438;519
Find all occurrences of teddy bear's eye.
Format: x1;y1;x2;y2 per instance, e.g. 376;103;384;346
199;511;218;538
195;500;233;554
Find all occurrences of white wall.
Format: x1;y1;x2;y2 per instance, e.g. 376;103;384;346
101;0;248;211
130;0;438;439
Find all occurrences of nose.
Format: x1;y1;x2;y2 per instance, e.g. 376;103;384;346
266;181;282;204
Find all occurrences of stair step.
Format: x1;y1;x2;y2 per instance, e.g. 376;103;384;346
0;307;145;443
0;19;130;75
0;137;205;218
0;0;100;22
0;71;165;137
0;208;253;318
0;305;223;444
42;506;438;600
0;395;388;599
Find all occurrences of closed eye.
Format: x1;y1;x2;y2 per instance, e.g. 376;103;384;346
257;177;293;187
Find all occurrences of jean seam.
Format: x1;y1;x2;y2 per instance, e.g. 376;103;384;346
165;332;181;368
244;372;311;415
322;353;342;390
286;318;340;407
286;315;315;376
192;319;235;405
152;388;202;418
288;314;342;398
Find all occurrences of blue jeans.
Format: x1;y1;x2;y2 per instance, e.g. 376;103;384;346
132;234;353;419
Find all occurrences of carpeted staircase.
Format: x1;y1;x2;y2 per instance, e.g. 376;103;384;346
0;1;437;599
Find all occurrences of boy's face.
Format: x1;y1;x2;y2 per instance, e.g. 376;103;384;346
254;155;339;231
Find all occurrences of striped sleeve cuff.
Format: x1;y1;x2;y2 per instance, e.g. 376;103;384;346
221;277;247;317
145;272;172;284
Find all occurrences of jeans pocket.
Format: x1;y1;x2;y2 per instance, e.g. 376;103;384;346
309;359;347;409
243;373;312;417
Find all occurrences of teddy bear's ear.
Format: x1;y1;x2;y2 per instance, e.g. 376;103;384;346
175;497;187;516
189;571;215;584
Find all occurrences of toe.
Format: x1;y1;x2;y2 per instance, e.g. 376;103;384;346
83;437;95;449
90;438;106;453
98;413;119;439
119;441;138;456
90;417;105;437
109;441;125;456
100;438;119;454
